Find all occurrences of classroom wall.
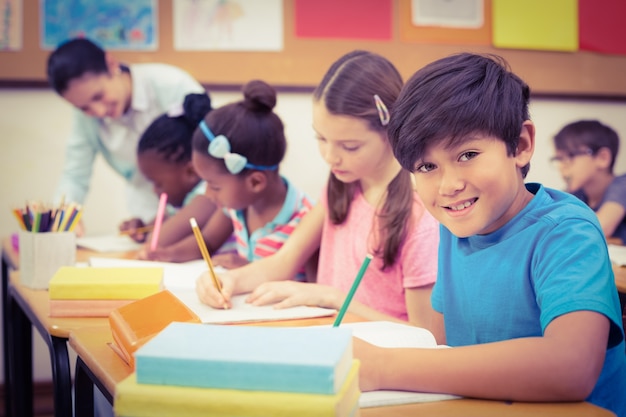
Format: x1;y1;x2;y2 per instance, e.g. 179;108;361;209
1;88;626;381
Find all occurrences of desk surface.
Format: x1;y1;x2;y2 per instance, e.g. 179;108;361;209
9;271;109;338
69;325;615;417
5;244;138;338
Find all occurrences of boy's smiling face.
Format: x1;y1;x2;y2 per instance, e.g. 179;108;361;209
411;122;535;237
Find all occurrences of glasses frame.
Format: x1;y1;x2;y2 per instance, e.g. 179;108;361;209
549;148;595;165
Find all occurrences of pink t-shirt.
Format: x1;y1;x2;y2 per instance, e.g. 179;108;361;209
317;186;439;321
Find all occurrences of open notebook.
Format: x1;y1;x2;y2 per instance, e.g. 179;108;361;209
88;257;335;323
336;321;460;408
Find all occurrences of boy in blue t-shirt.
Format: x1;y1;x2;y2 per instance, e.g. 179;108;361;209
353;52;626;417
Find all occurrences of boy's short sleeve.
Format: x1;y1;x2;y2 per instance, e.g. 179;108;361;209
532;217;623;346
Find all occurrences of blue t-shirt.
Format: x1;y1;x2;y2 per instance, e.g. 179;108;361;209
574;173;626;244
432;183;626;416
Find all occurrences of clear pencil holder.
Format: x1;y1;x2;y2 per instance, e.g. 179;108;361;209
18;231;76;290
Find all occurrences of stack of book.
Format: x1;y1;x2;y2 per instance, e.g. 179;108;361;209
114;322;360;417
48;266;163;318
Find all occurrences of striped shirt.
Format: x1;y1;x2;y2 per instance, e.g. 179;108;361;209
226;177;313;280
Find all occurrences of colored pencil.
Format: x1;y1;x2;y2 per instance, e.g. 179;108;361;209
150;193;168;251
189;217;226;307
333;254;373;327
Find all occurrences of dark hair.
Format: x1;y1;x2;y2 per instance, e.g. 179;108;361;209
138;93;213;164
554;120;620;172
192;80;286;173
47;38;110;94
314;50;410;270
389;53;532;178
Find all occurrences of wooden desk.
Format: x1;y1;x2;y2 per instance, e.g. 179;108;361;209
3;236;623;417
68;325;615;417
70;314;364;416
7;271;109;417
2;237;137;417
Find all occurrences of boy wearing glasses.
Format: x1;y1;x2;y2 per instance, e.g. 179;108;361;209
552;120;626;244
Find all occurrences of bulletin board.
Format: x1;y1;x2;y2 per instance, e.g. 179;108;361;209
2;0;626;98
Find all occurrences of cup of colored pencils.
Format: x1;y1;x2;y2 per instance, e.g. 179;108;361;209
12;200;83;233
12;200;79;289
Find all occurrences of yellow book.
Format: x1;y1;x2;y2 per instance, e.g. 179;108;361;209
114;360;361;417
49;267;163;300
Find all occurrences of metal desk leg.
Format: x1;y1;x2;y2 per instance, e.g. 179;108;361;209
48;335;72;417
8;284;73;417
75;357;96;417
1;254;12;417
7;286;33;417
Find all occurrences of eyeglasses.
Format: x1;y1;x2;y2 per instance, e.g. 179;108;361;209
549;149;594;165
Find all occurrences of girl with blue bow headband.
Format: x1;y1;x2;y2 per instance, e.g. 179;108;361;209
197;52;439;327
190;80;314;273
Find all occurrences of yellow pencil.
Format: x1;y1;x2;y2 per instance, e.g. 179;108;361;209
57;202;76;232
189;217;225;304
67;207;83;232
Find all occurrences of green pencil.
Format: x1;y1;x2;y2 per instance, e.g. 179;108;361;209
333;254;373;327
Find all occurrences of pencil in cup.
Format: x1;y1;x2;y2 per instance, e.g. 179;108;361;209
189;217;224;294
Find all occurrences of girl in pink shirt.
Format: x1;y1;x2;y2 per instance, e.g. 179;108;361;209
196;51;439;326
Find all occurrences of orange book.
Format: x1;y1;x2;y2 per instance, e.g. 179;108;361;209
109;290;201;369
49;299;134;317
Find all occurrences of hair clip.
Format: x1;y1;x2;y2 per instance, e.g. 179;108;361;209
198;121;278;174
374;94;390;126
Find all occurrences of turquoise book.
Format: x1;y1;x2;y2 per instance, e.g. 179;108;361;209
134;322;353;394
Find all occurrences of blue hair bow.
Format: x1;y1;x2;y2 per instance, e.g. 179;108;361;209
199;121;278;174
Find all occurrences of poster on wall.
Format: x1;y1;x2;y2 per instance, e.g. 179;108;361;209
173;0;283;51
0;0;22;50
40;0;157;50
411;0;483;29
399;0;490;45
492;0;578;52
294;0;392;40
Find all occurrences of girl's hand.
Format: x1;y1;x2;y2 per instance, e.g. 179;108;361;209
246;281;342;310
196;271;234;309
119;218;147;243
212;253;249;269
